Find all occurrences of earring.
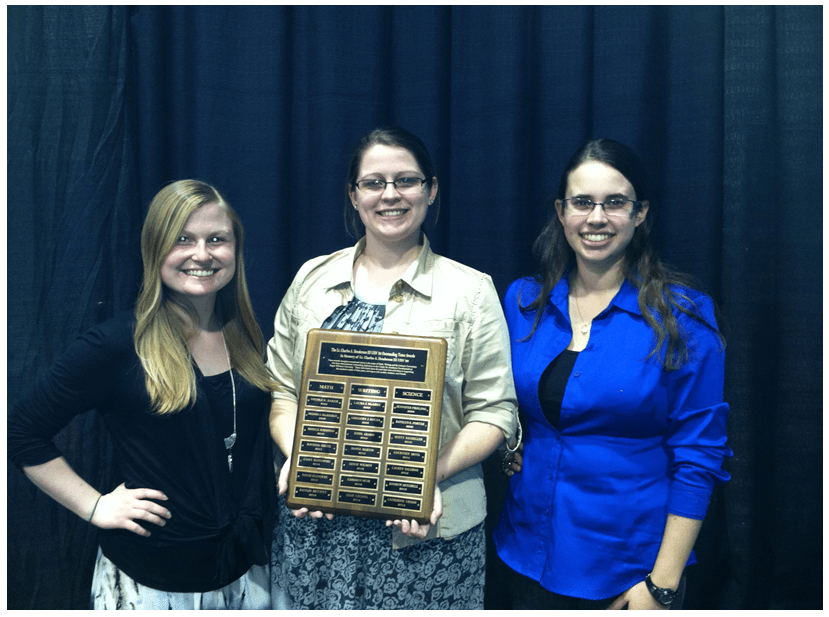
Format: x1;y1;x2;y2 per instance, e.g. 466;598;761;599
352;203;358;210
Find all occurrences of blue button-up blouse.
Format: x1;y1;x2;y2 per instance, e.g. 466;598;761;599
493;275;731;600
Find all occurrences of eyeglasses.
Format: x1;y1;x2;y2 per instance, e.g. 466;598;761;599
354;177;427;194
561;197;644;216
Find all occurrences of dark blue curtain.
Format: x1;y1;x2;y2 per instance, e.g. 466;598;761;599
7;5;821;609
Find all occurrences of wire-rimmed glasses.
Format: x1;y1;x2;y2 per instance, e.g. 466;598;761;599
561;197;644;216
354;177;428;194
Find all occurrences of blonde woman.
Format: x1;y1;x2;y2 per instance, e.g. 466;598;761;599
9;180;277;609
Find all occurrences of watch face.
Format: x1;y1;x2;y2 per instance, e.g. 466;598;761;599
646;576;676;606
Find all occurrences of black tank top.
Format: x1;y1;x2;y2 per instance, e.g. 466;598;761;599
537;350;579;429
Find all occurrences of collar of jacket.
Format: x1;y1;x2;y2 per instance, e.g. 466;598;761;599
316;235;436;300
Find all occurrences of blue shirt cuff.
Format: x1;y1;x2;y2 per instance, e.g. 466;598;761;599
667;483;712;520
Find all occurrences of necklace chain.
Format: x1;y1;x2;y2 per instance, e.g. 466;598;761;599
572;291;591;336
221;331;237;473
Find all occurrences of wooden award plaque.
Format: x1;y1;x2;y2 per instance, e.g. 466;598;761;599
285;329;447;523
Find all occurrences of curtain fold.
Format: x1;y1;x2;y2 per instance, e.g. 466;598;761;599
721;6;823;609
7;5;141;609
7;5;821;609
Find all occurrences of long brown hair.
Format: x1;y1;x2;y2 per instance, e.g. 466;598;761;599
134;179;275;414
523;139;724;371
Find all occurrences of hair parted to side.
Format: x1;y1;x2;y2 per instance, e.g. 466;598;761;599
343;126;440;238
135;179;276;414
523;138;723;371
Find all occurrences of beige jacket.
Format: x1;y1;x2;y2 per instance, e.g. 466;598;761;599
267;237;518;548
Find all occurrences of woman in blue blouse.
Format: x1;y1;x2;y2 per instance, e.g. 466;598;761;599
493;139;731;610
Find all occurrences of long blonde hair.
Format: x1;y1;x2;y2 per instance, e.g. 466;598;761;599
134;180;275;414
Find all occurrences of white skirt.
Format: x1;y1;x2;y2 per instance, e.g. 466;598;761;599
90;548;271;609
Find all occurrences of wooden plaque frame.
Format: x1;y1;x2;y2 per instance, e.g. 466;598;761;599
285;329;446;523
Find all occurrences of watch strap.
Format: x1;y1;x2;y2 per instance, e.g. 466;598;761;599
645;573;678;607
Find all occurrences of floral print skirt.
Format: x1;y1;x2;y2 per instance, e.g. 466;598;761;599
90;549;270;609
270;496;485;610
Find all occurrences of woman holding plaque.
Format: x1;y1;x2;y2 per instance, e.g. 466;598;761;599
8;180;277;609
267;126;519;609
493;139;731;609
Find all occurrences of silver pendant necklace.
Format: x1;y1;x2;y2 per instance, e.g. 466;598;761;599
221;331;237;473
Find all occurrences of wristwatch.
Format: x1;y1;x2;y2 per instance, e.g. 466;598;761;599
645;573;678;608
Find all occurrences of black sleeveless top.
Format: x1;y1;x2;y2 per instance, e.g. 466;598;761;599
537;350;579;429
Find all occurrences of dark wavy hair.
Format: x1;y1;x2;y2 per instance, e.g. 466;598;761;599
522;138;723;370
343;126;439;238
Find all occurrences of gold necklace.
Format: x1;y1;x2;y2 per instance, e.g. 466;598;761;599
572;291;591;336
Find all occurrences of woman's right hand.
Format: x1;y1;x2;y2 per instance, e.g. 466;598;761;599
278;459;334;521
90;483;171;537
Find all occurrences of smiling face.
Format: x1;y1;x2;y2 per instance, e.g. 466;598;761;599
556;160;649;272
160;202;236;302
349;144;438;249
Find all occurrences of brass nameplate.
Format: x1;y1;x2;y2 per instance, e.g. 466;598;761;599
286;329;446;523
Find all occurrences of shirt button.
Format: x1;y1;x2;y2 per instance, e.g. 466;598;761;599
573;372;580;377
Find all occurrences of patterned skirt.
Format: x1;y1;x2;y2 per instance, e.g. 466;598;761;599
270;496;485;610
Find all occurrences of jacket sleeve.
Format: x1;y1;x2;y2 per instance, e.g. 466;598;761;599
266;269;303;404
459;274;519;442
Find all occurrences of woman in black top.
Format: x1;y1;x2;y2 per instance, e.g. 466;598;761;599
8;180;277;609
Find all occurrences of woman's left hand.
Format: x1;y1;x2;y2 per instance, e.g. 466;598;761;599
386;486;443;539
607;581;666;610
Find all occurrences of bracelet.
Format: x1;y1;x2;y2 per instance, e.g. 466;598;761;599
505;422;523;454
87;494;102;523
